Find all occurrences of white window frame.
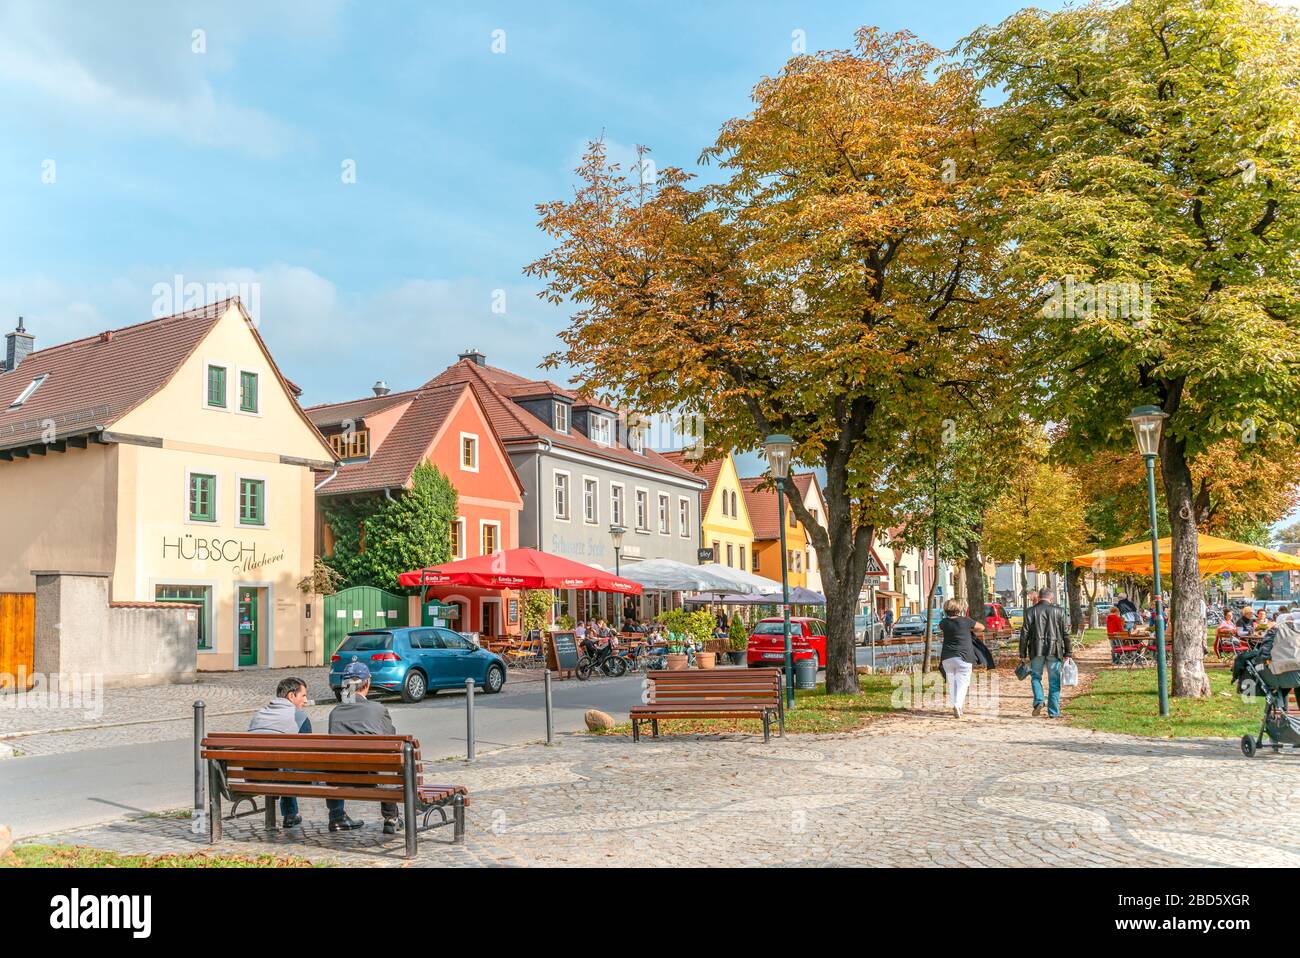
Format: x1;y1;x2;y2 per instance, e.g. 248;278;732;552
553;469;571;521
678;497;690;538
554;401;570;434
610;483;625;527
8;373;47;409
459;432;479;473
590;415;612;446
582;476;599;525
235;472;269;528
203;360;231;411
234;366;262;417
657;492;670;535
479;519;502;556
451;516;466;559
635;487;649;532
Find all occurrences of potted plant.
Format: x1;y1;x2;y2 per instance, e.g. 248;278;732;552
727;614;748;665
656;609;690;669
686;608;718;668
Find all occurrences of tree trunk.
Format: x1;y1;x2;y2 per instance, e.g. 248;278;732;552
1019;553;1028;612
963;533;985;619
1067;563;1084;634
1160;433;1212;697
921;527;939;674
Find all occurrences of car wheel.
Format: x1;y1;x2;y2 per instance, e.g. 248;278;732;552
484;664;505;694
401;669;427;703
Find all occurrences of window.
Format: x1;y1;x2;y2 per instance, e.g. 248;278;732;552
238;478;265;526
583;478;598;523
740;546;747;571
461;433;478;471
188;473;216;522
450;517;465;559
554;472;570;519
657;493;669;534
678;498;690;537
206;364;227;408
731;491;738;517
610;485;624;526
8;373;47;409
592;416;613;445
726;543;734;567
628;425;644;454
554;401;570;434
239;371;259;413
481;521;500;555
753;550;761;573
789;509;797;529
328;429;370;460
712;540;721;562
156;585;211;650
635;489;649;530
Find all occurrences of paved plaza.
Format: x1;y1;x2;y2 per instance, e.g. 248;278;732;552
20;642;1298;868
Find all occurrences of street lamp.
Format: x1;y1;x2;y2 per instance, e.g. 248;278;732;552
609;524;626;577
1128;405;1169;717
764;433;796;708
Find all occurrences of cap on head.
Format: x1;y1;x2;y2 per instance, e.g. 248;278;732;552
342;661;371;682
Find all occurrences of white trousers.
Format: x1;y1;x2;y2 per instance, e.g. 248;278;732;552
942;657;973;711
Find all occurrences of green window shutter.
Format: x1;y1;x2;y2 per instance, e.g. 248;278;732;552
240;371;258;412
189;474;216;522
207;366;227;407
240;478;265;525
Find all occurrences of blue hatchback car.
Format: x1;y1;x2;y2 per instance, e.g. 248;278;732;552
329;627;507;703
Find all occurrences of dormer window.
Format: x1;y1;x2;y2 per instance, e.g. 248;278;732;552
8;373;47;409
329;429;370;460
554;401;570;434
628;424;644;454
590;415;612;446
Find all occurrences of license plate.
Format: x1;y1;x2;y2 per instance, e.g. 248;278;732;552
763;653;783;659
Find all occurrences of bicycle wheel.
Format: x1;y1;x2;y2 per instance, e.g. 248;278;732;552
607;656;628;678
576;657;592;680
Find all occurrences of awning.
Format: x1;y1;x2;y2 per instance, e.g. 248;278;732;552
614;558;767;594
1072;534;1300;577
685;586;826;606
399;547;643;594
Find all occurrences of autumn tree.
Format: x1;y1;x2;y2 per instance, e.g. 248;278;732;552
528;29;1017;693
967;0;1300;696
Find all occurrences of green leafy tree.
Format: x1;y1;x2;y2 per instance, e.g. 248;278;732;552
966;0;1300;696
323;461;459;590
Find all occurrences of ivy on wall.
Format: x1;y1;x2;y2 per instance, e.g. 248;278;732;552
323;460;459;591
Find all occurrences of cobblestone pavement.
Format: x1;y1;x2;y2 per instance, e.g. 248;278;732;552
25;642;1296;868
0;665;545;756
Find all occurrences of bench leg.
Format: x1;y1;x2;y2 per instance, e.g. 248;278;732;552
651;718;659;739
207;760;221;844
264;795;277;830
632;718;640;743
778;703;785;737
763;712;771;744
403;742;418;860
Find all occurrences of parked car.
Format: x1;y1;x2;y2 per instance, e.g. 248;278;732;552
892;613;927;638
1007;607;1024;629
1262;600;1292;620
747;617;826;669
855;612;886;646
329;627;507;703
983;603;1011;632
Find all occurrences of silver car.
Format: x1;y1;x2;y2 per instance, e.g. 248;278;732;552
855;613;886;646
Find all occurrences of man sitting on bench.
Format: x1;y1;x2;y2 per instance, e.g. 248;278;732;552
329;662;401;834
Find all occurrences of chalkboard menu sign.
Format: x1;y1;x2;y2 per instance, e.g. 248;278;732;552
546;630;580;677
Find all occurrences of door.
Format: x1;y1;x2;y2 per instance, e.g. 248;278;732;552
237;589;258;667
0;593;35;690
480;599;500;639
437;628;479;684
323;586;409;662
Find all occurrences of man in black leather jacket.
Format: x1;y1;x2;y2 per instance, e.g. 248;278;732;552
1019;588;1073;718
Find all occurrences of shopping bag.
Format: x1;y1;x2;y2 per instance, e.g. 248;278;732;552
1061;658;1079;687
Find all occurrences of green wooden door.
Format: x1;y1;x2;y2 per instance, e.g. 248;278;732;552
237;588;258;666
323;586;409;662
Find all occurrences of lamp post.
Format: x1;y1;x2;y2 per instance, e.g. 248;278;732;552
764;433;796;709
609;524;626;577
1128;405;1169;717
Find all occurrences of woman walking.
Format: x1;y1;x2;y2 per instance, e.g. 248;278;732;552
939;598;985;719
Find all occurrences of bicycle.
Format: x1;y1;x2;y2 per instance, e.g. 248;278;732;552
576;639;628;679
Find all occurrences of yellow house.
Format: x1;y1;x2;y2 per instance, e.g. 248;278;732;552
0;300;336;672
741;477;808;589
663;450;755;571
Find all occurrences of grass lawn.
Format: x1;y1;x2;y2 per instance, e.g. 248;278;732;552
1066;664;1261;738
2;844;318;868
591;672;899;737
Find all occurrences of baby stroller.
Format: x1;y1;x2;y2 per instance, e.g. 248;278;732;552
1234;619;1300;757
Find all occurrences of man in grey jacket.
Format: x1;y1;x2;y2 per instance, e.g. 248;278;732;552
247;677;311;827
1018;588;1073;718
327;661;401;833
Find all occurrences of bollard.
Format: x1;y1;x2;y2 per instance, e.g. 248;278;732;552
192;700;207;835
465;677;475;762
544;669;554;745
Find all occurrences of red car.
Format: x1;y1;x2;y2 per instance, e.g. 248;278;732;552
747;617;825;669
983;603;1010;631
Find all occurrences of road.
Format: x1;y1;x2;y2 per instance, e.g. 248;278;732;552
0;673;645;839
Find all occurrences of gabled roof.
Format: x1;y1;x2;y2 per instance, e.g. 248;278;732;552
421;359;701;484
309;382;522;497
661;450;724;511
0;298;333;456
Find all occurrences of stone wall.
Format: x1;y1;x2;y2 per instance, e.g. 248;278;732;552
33;571;197;687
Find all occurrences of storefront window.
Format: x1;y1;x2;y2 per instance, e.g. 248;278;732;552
189;474;216;522
156;585;210;650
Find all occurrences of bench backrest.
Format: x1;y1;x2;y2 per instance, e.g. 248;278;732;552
644;668;780;703
201;733;424;797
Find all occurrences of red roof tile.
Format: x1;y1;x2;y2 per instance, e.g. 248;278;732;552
740;477;784;540
661;450;724;511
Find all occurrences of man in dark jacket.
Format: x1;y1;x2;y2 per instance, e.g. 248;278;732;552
1019;588;1073;718
327;662;400;834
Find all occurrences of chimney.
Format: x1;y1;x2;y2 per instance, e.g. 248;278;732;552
458;348;486;366
372;379;390;397
4;316;34;372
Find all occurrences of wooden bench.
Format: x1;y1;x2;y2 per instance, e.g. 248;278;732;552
201;733;468;859
630;668;785;743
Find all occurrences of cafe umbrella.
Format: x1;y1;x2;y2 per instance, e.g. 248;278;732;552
398;547;644;594
1072;534;1300;577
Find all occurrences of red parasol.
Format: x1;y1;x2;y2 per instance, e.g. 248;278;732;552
398;547;643;594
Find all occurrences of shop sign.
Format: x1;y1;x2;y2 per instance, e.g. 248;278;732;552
162;535;285;575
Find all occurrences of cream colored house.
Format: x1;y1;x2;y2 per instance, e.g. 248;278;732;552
0;300;336;672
